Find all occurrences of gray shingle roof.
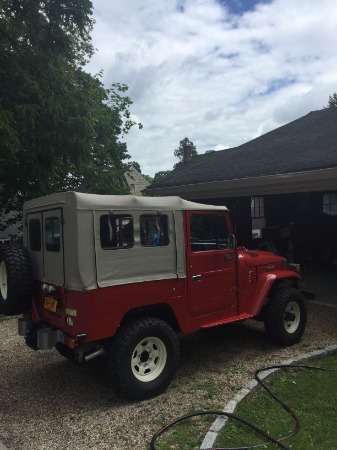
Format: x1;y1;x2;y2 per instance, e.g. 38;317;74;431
148;108;337;190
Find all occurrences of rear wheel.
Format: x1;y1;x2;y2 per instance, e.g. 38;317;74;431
0;244;33;315
264;287;307;346
106;316;180;400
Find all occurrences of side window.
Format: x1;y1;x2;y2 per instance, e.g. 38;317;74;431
100;215;134;249
29;218;41;251
45;217;61;252
190;214;229;252
140;215;169;246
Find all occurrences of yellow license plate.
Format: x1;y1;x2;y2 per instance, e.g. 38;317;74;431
44;296;57;312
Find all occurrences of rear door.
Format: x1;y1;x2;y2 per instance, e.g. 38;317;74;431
186;211;238;316
26;208;64;285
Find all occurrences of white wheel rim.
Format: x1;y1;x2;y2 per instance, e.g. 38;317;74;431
131;336;167;382
0;261;8;300
284;301;300;333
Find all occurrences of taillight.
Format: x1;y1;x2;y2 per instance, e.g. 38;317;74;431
41;283;56;294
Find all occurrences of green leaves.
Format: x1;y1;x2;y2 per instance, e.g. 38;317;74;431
174;137;198;166
327;92;337;108
0;0;142;232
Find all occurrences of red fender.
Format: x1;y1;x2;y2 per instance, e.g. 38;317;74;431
248;270;303;316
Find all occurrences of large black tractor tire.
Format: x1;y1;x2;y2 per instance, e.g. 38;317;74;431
105;316;180;400
0;244;34;316
264;287;307;346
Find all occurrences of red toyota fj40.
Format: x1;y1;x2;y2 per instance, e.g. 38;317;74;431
0;192;306;399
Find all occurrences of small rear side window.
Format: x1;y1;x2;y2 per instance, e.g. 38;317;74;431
100;215;134;249
45;217;61;252
29;218;41;251
140;215;169;246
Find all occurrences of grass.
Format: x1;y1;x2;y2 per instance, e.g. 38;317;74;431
215;352;337;449
0;314;7;322
154;352;337;449
151;410;215;450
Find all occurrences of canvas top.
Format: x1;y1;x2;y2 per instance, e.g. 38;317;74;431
23;191;228;212
23;191;230;291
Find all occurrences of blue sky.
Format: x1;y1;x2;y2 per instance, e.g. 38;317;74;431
220;0;270;14
87;0;337;176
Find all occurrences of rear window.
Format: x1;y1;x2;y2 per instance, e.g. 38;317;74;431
45;217;61;252
100;215;134;249
29;218;41;251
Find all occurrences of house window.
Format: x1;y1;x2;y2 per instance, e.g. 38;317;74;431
251;197;266;239
251;196;265;218
100;215;134;249
140;215;169;246
190;214;229;252
323;193;337;215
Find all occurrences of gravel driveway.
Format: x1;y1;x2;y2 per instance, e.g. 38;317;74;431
1;302;337;450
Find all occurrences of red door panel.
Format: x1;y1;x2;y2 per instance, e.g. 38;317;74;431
186;211;238;316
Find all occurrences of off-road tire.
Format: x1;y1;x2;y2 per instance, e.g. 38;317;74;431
264;287;307;346
0;244;34;316
106;316;180;400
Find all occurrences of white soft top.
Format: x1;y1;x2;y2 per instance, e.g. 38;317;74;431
23;192;229;291
24;191;228;212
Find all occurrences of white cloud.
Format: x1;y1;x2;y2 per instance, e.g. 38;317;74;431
87;0;337;176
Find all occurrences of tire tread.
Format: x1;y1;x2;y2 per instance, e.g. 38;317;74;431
106;316;180;400
0;244;34;315
264;287;307;346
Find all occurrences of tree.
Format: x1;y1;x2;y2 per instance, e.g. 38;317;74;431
0;0;141;230
327;93;337;108
129;161;142;173
153;171;170;184
174;138;197;166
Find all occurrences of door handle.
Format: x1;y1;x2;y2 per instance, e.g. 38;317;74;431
192;274;202;281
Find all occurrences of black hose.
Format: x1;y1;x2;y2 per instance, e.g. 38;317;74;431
254;364;331;444
150;364;333;450
150;409;290;449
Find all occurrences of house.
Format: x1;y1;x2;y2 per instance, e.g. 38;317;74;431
146;108;337;267
125;166;150;196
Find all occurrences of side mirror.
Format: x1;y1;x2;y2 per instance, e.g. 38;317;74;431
228;234;237;251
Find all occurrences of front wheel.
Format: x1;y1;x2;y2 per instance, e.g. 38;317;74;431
106;316;180;400
264;287;307;346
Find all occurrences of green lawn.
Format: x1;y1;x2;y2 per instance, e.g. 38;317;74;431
215;352;337;449
0;314;7;322
153;352;337;449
